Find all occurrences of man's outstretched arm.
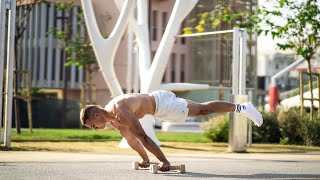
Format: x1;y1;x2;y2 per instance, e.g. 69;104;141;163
117;126;150;167
116;108;170;171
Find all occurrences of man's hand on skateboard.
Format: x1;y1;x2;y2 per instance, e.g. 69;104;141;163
139;159;150;168
158;160;170;172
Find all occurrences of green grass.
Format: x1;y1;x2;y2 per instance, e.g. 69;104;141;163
7;129;211;143
156;131;211;143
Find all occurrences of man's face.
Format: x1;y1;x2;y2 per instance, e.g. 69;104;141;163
84;112;106;130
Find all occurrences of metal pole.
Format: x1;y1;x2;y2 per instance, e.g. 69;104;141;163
232;27;240;95
229;27;248;152
175;29;235;38
0;0;7;129
239;29;247;95
248;90;253;146
4;0;16;148
271;58;305;87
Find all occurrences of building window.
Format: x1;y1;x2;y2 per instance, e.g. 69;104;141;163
171;53;176;82
152;10;158;41
162;12;167;36
180;54;185;82
258;76;265;90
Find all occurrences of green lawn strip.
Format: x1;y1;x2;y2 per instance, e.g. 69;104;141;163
10;129;122;142
9;129;211;143
156;131;211;143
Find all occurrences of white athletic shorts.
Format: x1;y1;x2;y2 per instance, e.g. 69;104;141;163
151;90;189;122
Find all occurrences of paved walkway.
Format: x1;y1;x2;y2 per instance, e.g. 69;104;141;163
1;151;320;180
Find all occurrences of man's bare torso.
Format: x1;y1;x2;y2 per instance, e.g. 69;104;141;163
105;93;156;120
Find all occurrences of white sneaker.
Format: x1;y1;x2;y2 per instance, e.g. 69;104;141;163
236;102;263;127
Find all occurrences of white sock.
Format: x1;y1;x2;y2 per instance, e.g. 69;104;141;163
234;103;246;113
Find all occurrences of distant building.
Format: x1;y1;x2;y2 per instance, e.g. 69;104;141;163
257;52;296;91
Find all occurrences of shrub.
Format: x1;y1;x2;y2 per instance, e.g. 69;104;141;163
252;110;281;143
275;107;320;146
277;107;305;145
300;114;320;146
279;137;289;145
203;115;229;142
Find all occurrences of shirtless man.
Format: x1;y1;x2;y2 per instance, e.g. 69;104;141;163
80;90;263;171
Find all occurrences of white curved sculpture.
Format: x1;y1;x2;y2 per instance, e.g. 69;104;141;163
81;0;135;97
81;0;199;148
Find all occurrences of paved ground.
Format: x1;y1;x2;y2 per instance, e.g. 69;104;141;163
1;151;320;180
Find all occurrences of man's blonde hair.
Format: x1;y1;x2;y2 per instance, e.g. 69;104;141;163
79;105;101;125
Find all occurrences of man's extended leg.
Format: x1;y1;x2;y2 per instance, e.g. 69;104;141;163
186;100;263;127
186;100;235;115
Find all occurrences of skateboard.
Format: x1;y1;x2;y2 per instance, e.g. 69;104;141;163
131;161;186;174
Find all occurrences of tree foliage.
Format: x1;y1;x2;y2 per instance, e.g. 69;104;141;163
184;0;258;34
47;2;96;69
257;0;320;61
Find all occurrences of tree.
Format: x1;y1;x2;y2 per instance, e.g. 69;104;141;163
257;0;320;120
47;2;98;127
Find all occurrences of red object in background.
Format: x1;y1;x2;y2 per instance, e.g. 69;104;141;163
269;86;279;112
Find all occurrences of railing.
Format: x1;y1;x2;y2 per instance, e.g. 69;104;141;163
300;71;320;118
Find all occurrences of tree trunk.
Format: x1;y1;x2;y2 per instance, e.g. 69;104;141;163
62;51;69;128
14;39;21;134
307;60;314;121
